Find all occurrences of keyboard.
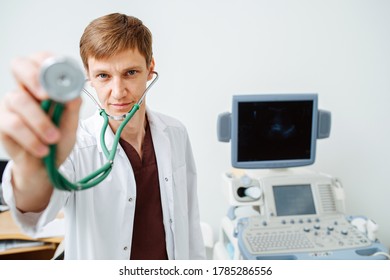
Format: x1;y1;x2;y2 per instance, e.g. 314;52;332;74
246;230;315;252
238;215;371;255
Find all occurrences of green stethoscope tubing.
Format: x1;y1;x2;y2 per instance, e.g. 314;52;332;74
41;100;140;191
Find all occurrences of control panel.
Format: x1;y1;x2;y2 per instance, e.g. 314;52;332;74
237;214;374;258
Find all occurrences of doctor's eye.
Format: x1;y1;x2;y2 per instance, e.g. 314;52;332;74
126;70;137;76
97;73;109;79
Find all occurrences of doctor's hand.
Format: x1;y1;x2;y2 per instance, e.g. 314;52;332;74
0;52;82;210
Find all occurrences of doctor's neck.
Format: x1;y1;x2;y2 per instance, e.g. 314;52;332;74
110;109;147;156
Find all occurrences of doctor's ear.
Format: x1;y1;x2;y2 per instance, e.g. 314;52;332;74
147;58;155;81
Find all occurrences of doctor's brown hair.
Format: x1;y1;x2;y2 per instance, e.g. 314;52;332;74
79;13;153;70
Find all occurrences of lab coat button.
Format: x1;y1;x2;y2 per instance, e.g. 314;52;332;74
165;177;169;182
124;246;128;251
128;197;133;202
169;219;173;224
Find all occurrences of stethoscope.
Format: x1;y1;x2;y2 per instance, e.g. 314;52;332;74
39;57;158;191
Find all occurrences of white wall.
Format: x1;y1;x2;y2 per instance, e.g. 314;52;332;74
1;0;389;249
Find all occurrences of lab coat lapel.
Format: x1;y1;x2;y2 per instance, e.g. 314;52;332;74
147;108;175;260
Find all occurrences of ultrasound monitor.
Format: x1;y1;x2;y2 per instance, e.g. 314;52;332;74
217;94;331;169
232;94;317;169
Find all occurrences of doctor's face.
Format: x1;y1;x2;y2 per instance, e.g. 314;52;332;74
87;48;155;118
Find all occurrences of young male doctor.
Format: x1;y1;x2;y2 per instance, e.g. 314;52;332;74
0;13;206;260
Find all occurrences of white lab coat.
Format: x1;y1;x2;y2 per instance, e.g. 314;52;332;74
2;108;206;260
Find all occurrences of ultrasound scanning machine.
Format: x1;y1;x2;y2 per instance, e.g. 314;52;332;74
213;94;389;260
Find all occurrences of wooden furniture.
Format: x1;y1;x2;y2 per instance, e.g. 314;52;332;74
0;210;63;260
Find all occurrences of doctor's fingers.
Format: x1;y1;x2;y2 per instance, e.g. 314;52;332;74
0;90;61;155
59;97;82;135
0;110;50;158
11;53;54;100
51;97;82;164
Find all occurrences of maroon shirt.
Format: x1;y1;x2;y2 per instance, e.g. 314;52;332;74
119;120;168;260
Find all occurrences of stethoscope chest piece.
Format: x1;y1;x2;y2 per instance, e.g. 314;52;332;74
40;57;85;103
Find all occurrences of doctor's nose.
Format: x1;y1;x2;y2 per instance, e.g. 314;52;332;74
111;78;127;100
